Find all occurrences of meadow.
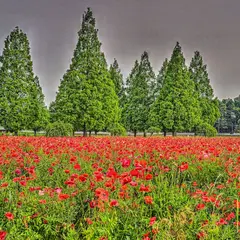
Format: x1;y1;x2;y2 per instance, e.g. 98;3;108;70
0;136;239;240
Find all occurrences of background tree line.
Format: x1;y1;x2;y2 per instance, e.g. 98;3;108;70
0;8;236;137
215;96;240;134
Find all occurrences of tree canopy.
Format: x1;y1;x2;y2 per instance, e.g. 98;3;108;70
0;27;47;134
123;51;155;136
52;8;119;136
150;42;201;135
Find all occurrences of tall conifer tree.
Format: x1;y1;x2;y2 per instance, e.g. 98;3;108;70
0;27;44;134
189;51;220;127
150;42;200;136
53;8;119;136
123;51;155;136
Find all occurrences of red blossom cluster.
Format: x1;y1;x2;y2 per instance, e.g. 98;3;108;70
0;136;239;239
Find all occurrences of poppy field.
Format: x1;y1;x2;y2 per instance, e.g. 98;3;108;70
0;136;239;240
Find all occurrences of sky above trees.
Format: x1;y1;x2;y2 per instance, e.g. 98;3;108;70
0;0;240;105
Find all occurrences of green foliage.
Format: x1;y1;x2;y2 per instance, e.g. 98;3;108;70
196;122;218;137
0;137;239;239
109;59;125;105
29;76;49;135
153;58;168;100
108;123;126;136
216;97;240;133
45;121;73;137
189;51;220;129
123;52;156;135
52;8;119;136
148;126;161;135
150;42;201;135
0;27;37;134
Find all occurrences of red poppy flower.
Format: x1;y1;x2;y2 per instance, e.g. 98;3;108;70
74;163;81;171
196;203;205;210
216;218;227;226
144;196;153;205
226;212;235;221
179;162;188;172
0;230;7;240
5;212;14;220
121;158;131;168
95;188;109;202
15;169;22;175
197;231;206;239
39;199;47;204
79;173;88;182
149;217;156;226
145;174;153;181
19;181;27;186
0;183;8;188
86;218;93;225
58;193;70;201
110;199;119;207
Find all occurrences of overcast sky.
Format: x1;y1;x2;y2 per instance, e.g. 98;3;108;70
0;0;240;105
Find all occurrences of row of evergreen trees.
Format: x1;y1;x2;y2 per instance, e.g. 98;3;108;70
120;44;219;136
0;8;220;136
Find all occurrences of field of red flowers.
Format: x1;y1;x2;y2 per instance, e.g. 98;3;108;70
0;136;239;239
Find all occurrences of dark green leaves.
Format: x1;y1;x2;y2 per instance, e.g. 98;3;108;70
53;8;120;135
0;27;47;134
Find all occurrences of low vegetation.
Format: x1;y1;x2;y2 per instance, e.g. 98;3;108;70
0;136;239;239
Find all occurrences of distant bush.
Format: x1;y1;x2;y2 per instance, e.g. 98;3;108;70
20;132;32;137
46;122;73;137
148;127;161;136
108;123;127;136
196;122;217;137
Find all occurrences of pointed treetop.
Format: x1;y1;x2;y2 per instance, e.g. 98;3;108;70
190;50;205;72
82;7;95;27
112;58;119;68
173;41;182;52
141;51;149;60
155;58;168;94
172;42;183;58
109;58;123;98
167;42;186;71
189;50;214;99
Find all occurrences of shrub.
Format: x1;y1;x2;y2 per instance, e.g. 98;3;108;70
196;122;217;137
45;121;73;137
148;127;161;136
20;132;30;137
108;123;127;136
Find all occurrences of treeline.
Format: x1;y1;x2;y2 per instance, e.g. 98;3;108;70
0;8;232;136
216;96;240;134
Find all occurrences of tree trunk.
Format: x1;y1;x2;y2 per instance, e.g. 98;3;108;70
164;131;167;137
143;131;146;137
14;131;18;136
134;130;137;137
193;126;197;136
89;131;92;137
83;124;87;137
34;130;37;136
95;130;98;135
